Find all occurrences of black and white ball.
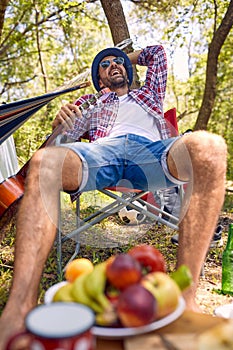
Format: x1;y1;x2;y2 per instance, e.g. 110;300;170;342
118;201;147;225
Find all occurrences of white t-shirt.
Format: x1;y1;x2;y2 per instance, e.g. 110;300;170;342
109;94;161;142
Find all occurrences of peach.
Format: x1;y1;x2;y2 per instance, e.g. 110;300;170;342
106;253;142;290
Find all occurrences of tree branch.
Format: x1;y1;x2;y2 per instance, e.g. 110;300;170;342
35;4;48;93
0;4;83;57
0;75;38;95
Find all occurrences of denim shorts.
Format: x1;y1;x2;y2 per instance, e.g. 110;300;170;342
60;134;185;195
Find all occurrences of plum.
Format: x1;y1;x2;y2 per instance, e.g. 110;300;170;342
116;284;157;327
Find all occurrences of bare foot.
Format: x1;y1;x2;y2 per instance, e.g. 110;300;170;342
184;298;203;313
182;287;203;314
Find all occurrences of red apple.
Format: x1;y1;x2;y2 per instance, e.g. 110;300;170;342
106;253;142;290
128;245;166;274
141;271;181;319
116;284;157;327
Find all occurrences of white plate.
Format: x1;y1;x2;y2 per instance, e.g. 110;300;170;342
44;281;68;304
44;282;185;339
93;296;185;338
214;304;233;319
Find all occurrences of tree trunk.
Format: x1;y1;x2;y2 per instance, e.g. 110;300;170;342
100;0;140;88
100;0;130;46
194;0;233;130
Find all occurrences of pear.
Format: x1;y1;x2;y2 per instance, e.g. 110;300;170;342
170;265;193;291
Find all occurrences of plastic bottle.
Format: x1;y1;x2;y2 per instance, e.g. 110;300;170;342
222;223;233;295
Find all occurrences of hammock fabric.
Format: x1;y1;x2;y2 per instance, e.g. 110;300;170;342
0;79;90;145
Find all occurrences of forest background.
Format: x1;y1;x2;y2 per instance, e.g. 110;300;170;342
0;0;233;316
0;0;232;182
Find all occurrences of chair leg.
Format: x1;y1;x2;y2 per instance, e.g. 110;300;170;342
56;230;63;278
60;197;82;272
68;196;82;262
63;242;81;271
200;264;205;277
56;191;63;278
200;253;208;277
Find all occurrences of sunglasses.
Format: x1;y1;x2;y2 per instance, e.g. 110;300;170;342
99;57;125;69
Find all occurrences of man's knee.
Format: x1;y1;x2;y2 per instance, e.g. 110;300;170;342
30;148;46;167
28;147;82;188
29;148;56;176
185;130;226;151
183;131;227;169
168;131;227;181
26;149;58;191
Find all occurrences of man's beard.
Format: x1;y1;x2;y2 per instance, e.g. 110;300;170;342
109;75;128;89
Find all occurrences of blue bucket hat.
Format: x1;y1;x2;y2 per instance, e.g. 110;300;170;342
91;47;133;91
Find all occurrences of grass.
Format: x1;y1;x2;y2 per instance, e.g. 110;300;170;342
0;192;232;316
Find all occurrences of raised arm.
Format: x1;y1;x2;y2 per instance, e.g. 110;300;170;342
127;50;142;65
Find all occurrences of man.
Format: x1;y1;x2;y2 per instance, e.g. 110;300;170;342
0;44;227;348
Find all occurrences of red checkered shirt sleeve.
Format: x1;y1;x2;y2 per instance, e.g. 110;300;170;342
138;45;167;102
65;92;119;142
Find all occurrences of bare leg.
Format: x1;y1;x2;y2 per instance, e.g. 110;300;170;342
167;131;227;312
0;146;82;349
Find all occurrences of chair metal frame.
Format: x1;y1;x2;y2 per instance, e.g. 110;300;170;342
56;108;181;275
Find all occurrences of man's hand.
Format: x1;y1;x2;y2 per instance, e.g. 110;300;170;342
52;103;82;131
127;50;142;65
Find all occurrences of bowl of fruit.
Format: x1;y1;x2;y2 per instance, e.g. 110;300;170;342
44;245;192;338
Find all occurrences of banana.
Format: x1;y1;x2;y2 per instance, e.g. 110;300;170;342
53;283;76;302
95;309;118;326
83;262;112;311
70;273;103;313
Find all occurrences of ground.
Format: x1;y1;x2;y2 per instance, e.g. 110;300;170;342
58;208;233;315
0;203;233;316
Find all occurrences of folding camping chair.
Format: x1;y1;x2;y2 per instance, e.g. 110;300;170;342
56;108;183;275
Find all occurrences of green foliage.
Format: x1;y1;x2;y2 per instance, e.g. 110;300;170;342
0;0;110;165
1;0;232;319
161;1;233;179
0;0;232;175
0;0;109;98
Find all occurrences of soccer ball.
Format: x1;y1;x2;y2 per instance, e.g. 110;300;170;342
118;201;147;225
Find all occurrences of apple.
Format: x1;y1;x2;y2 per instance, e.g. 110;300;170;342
128;245;166;274
116;284;157;327
106;253;142;290
141;271;181;319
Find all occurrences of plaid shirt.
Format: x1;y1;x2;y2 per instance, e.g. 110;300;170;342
66;45;170;142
